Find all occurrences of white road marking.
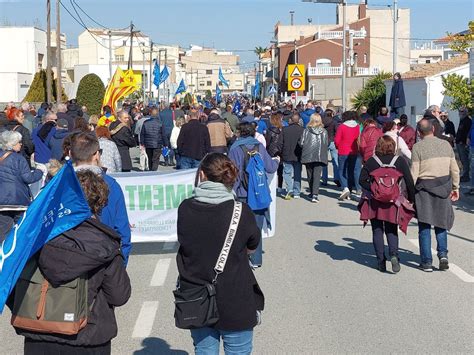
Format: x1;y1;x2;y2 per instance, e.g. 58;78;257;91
163;242;176;251
407;239;474;283
150;258;171;287
132;301;159;338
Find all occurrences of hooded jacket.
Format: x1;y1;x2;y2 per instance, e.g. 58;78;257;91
281;123;304;162
206;113;233;152
299;108;316;128
48;128;69;161
16;218;131;347
299;127;328;164
334;120;360;155
359;125;383;162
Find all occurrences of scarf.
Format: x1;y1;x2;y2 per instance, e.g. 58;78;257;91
193;181;235;205
230;136;260;150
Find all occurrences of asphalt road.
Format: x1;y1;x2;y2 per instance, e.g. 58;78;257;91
0;159;473;354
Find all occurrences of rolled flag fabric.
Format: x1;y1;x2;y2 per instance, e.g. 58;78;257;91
0;162;91;313
218;67;230;88
253;74;260;98
153;61;160;88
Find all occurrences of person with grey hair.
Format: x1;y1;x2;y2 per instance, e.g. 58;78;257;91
0;130;43;221
20;102;35;133
109;110;136;171
422;105;447;140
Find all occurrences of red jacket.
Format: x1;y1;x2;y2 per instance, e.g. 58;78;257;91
334;120;360;155
398;125;416;150
359;126;383;163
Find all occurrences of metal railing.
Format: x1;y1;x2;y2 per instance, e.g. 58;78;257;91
307;66;380;76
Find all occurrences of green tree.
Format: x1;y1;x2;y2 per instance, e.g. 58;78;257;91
446;21;474;52
254;46;267;59
76;74;105;115
351;72;393;116
23;70;67;103
441;73;474;110
205;89;212;99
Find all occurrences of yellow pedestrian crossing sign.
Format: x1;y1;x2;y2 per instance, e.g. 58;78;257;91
288;64;305;91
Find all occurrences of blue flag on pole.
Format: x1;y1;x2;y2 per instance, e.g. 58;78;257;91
232;100;241;114
175;79;186;95
0;162;91;313
215;84;222;103
153;61;160;88
253;74;260;98
159;66;170;85
218;67;230;88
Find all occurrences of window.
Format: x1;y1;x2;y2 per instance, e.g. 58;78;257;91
206;69;213;75
316;58;331;67
206;81;212;86
363;53;367;64
115;55;124;61
199;81;205;87
425;59;431;63
37;53;44;69
235;80;242;86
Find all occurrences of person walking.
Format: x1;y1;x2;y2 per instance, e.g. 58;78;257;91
455;107;472;183
299;101;316;128
281;114;304;200
140;107;169;171
299;113;328;203
265;113;284;191
322;108;340;187
170;116;186;169
96;126;122;173
359;119;383;164
15;170;131;355
359;136;415;273
48;118;69;161
411;118;460;272
397;114;416;150
222;104;239;133
176;153;264;354
383;121;412;160
110;110;136;172
177;110;211;169
334;111;360;200
207;112;233;153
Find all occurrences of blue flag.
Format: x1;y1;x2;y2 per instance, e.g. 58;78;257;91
253;74;260;98
232;100;241;114
159;66;170;85
0;162;91;313
153;61;160;88
175;79;186;95
218;67;230;88
215;84;222;103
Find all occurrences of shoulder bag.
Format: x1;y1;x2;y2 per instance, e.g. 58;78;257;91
173;201;242;329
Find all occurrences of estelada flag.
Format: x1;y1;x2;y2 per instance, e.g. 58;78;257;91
102;68;142;112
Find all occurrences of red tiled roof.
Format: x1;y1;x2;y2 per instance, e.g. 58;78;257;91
401;54;468;80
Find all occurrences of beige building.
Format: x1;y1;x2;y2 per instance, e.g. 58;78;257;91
180;46;245;94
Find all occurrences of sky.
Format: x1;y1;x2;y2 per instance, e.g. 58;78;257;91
0;0;472;69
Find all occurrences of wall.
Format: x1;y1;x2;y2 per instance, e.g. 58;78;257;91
275;24;335;43
0;72;33;102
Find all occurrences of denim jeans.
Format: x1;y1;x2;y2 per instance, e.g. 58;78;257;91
249;211;265;266
418;222;448;264
190;327;253;355
337;154;357;190
471;146;474;187
371;219;398;263
322;141;340;184
354;154;362;191
456;143;470;179
180;156;201;169
282;161;302;196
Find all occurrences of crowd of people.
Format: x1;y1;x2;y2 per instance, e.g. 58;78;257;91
0;96;473;354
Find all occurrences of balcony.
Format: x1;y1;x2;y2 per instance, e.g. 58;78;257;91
315;28;367;40
308;65;380;77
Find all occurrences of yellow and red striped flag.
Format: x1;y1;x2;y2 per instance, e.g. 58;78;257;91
102;68;142;112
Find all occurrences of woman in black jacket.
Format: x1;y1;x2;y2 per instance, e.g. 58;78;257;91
109;111;136;172
265;113;284;190
177;153;264;354
16;170;131;354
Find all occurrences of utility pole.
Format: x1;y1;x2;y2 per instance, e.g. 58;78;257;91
290;10;295;26
294;40;298;104
128;21;134;70
348;29;354;77
149;41;154;102
55;0;62;104
342;0;347;111
108;30;112;80
392;0;399;74
141;45;145;104
46;0;52;104
164;48;168;104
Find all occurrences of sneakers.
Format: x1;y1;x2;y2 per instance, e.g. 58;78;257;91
390;255;401;273
419;263;433;272
378;260;387;272
354;190;362;197
439;257;449;270
283;193;292;200
293;194;300;199
339;187;350;201
311;195;319;203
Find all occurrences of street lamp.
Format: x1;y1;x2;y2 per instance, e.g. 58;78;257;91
302;0;347;111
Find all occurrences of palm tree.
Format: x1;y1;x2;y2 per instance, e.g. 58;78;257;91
254;46;267;59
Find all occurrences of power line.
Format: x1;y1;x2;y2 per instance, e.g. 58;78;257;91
71;0;130;31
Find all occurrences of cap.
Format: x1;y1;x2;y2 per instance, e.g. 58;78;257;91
57;118;68;128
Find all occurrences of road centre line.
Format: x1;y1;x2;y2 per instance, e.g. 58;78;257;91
407;239;474;283
150;258;172;287
132;301;159;338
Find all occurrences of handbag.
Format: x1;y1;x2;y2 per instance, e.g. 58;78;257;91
173;201;242;329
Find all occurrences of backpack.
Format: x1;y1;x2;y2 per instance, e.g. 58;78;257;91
11;245;89;336
369;156;403;203
241;145;272;210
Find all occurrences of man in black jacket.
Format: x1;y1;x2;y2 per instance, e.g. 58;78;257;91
140;107;169;171
110;110;136;172
177;110;211;169
455;107;472;182
281;114;304;199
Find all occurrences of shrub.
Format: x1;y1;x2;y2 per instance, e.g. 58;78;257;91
351;72;392;116
76;74;105;116
23;70;67;103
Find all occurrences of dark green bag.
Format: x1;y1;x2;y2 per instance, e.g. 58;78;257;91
11;255;89;335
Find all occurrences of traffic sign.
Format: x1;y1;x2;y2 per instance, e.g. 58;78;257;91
288;64;305;91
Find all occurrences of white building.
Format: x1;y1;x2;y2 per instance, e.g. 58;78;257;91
384;54;469;128
0;26;47;102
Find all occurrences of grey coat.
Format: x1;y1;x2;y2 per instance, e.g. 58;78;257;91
99;138;122;173
415;176;454;230
299;127;329;165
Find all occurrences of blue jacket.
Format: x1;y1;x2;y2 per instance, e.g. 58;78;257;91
229;137;278;198
470;123;474;148
32;124;56;164
0;150;42;207
48;129;69;160
140;116;169;149
159;109;175;136
300;108;316;128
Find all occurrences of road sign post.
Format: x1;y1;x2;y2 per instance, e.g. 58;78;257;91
288;64;305;106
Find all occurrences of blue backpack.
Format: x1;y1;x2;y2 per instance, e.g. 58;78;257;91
241;145;272;211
